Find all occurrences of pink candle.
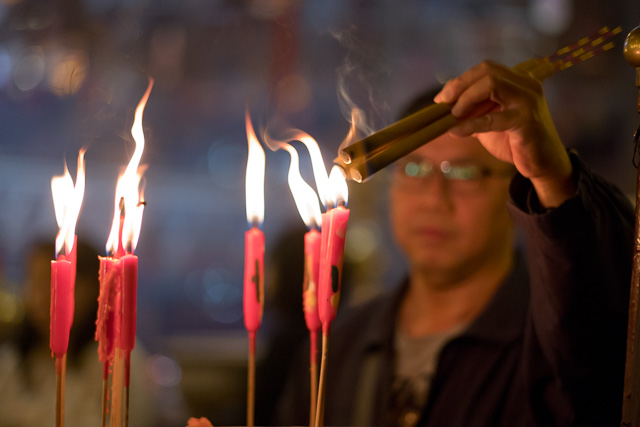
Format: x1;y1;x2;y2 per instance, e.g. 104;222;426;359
243;227;265;339
50;255;74;357
303;228;321;332
96;256;120;364
120;253;137;391
318;205;350;334
304;227;321;368
50;234;78;358
121;254;138;353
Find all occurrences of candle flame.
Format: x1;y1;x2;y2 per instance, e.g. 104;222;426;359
245;109;265;225
260;129;322;228
51;149;86;256
131;173;147;252
294;132;332;209
328;165;349;207
270;129;331;208
106;78;153;254
281;143;322;228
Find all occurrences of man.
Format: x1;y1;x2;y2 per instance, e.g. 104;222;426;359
275;61;634;426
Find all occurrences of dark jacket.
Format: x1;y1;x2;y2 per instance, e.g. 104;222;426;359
275;155;634;426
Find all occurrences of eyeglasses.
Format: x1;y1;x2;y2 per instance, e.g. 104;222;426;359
392;156;514;193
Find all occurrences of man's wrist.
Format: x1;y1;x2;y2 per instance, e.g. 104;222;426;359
530;170;577;208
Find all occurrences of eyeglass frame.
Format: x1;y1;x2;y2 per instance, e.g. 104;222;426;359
391;156;516;192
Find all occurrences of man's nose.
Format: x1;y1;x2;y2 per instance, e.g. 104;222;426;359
416;172;453;209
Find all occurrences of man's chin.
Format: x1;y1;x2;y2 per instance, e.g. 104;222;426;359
411;255;462;274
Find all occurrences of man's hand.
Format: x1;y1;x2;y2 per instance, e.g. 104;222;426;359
434;60;576;208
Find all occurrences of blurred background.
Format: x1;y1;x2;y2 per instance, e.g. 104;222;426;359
0;0;638;425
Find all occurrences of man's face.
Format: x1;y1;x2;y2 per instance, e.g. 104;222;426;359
389;134;514;283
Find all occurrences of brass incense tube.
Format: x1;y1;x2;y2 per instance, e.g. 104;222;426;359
338;102;452;164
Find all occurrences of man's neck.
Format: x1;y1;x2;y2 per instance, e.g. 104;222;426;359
399;253;513;337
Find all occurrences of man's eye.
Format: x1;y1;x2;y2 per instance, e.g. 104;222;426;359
404;162;423;177
446;165;480;180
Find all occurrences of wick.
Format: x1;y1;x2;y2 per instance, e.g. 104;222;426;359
337;200;346;208
251;218;260;229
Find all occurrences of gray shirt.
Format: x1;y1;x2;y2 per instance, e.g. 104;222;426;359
391;325;465;427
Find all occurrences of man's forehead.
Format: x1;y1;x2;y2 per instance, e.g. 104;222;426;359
412;135;491;161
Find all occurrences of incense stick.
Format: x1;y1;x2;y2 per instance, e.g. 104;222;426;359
314;333;329;427
55;353;67;427
101;361;110;427
338;26;621;182
124;351;131;427
247;331;257;427
309;330;319;427
110;349;124;427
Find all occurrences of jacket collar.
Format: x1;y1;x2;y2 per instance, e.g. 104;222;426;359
462;252;529;343
359;252;530;351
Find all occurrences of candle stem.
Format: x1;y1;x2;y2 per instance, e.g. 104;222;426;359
247;331;257;427
101;361;109;427
124;386;130;427
124;350;131;427
309;330;318;427
111;349;124;427
55;353;67;427
314;333;329;427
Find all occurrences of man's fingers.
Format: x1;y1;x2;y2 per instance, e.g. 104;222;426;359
435;60;543;114
449;109;520;137
435;61;509;103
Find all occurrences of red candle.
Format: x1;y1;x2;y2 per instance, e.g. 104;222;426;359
318;205;350;334
50;255;74;357
303;228;321;334
120;253;137;394
121;254;138;352
97;257;119;362
243;227;265;336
